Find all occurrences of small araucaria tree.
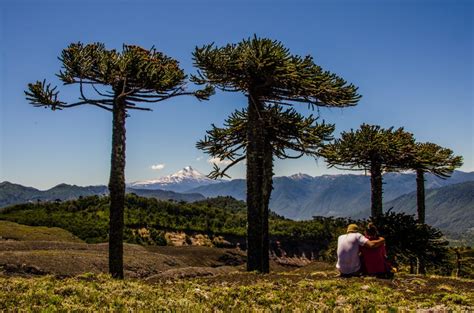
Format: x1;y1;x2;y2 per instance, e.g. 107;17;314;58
25;43;212;278
193;36;360;273
408;142;463;224
321;124;415;218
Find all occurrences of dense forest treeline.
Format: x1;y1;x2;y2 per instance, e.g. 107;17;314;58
1;194;471;277
0;195;345;248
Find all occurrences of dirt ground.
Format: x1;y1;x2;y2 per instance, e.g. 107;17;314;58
0;238;473;311
0;239;250;278
1;239;472;297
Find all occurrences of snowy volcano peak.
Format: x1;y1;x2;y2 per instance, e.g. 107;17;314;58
129;166;219;192
173;166;205;179
289;173;313;180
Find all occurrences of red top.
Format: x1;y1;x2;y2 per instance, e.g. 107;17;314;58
360;236;387;274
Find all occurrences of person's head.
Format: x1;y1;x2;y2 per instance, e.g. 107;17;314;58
365;223;379;238
346;224;359;233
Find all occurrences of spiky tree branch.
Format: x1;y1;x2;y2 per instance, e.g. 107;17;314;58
197;106;335;178
192;36;360;109
25;43;214;113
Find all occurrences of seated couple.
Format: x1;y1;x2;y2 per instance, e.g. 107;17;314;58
336;223;394;278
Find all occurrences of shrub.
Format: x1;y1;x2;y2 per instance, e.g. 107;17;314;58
370;210;451;273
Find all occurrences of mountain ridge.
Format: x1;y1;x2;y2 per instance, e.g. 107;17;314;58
0;181;204;208
2;170;473;232
189;170;474;220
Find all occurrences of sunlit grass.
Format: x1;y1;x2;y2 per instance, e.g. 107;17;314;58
1;273;472;311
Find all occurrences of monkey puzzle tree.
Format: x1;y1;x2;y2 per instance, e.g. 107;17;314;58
193;36;360;272
408;142;463;224
321;124;415;218
198;106;335;272
25;43;212;278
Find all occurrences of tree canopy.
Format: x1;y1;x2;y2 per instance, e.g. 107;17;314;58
192;36;360;107
26;42;212;112
410;142;463;178
197;105;335;178
322;124;415;172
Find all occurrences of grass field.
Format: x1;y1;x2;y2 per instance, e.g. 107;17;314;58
0;270;473;311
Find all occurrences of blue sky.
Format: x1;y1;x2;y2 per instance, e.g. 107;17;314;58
0;0;472;189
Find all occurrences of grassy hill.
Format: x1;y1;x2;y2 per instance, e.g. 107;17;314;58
0;220;83;242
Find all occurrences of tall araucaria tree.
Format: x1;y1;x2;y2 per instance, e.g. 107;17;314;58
25;43;212;279
408;142;463;224
193;36;360;273
321;124;415;218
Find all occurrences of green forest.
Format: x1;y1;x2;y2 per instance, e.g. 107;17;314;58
1;195;471;278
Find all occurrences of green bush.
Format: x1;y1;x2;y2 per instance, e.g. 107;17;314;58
370;210;451;273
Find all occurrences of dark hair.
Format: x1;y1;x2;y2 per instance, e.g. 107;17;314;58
366;223;379;238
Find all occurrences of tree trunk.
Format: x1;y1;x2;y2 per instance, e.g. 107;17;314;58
416;169;426;224
246;92;268;273
409;259;415;274
370;162;383;217
108;95;127;279
260;134;274;273
455;249;461;277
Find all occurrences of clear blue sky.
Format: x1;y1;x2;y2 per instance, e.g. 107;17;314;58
0;0;472;189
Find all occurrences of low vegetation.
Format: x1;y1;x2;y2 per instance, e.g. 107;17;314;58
0;271;472;311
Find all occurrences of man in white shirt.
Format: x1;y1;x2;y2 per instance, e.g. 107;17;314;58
336;224;385;277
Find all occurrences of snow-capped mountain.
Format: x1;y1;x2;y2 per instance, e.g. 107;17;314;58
288;173;313;180
128;166;222;192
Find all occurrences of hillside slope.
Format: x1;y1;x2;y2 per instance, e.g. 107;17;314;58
190;171;474;220
383;181;474;234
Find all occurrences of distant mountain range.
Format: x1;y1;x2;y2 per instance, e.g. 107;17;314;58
1;167;473;236
353;181;474;235
0;181;204;208
189;170;474;220
389;181;473;234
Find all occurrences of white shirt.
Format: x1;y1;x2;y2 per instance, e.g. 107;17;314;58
336;232;369;274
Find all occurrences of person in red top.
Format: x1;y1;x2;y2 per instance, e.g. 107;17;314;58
360;223;394;278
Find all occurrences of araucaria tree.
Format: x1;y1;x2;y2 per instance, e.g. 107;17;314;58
193;36;360;273
408;142;463;224
25;43;211;278
321;124;415;218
